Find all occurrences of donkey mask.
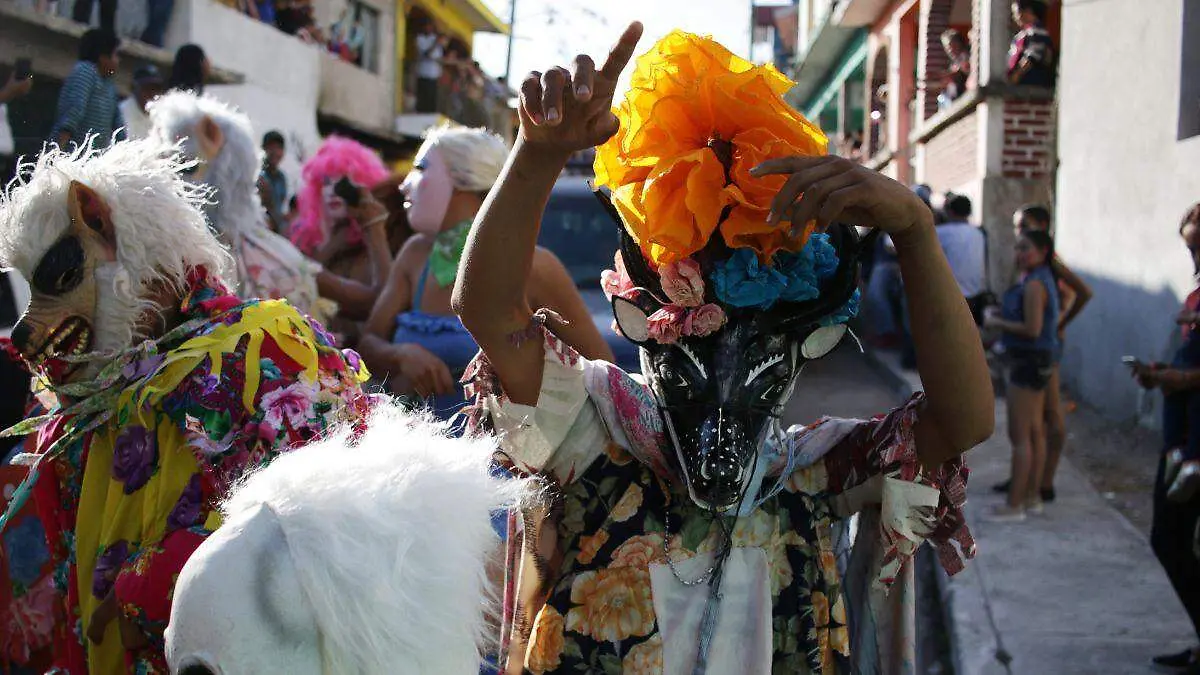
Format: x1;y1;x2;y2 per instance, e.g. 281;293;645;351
602;194;875;513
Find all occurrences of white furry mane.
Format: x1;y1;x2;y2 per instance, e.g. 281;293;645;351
0;137;234;352
148;91;262;239
221;403;525;675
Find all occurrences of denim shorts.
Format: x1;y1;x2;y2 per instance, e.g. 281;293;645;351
1007;347;1055;391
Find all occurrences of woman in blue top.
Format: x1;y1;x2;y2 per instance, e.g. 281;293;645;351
983;229;1060;521
356;126;613;426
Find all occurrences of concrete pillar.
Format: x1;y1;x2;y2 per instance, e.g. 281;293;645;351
976;0;1014;87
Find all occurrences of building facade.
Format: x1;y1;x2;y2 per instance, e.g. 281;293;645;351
790;0;1061;294
1053;0;1200;421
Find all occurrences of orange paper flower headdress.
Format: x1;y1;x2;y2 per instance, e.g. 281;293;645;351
593;30;828;266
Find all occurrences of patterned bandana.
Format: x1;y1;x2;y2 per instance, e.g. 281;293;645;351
428;220;473;288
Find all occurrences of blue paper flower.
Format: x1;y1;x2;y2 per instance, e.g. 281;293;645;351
809;233;840;281
774;250;819;303
821;288;861;326
712;248;788;309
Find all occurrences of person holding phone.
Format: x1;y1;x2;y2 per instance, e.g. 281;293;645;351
1130;203;1200;672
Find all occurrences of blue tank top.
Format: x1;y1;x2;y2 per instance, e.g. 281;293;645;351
391;262;480;424
1000;265;1060;352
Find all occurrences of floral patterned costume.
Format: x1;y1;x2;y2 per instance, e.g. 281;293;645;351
467;331;974;675
16;273;370;674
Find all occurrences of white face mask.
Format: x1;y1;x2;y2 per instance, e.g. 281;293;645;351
321;178;348;222
401;145;454;235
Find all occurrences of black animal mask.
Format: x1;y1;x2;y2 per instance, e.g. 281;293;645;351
602;192;875;512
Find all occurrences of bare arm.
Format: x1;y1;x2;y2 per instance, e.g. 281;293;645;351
357;239;419;376
452;22;644;405
1052;257;1092;331
528;247;615;363
988;279;1048;339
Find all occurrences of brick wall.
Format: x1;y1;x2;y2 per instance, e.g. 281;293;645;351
919;0;954;120
1001;99;1055;179
921;109;978;190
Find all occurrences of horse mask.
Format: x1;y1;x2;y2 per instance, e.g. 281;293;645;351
599;192;874;513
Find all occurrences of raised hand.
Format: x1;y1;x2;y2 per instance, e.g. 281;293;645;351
750;155;933;237
518;21;643;153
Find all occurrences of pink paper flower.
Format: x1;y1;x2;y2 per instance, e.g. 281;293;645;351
260;380;319;432
659;258;705;308
683;303;727;337
647;304;687;344
601;251;637;300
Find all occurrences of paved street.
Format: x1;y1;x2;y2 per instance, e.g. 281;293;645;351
870;349;1197;675
783;342;900;427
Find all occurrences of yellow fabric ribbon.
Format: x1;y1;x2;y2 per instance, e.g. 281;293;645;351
78;300;368;672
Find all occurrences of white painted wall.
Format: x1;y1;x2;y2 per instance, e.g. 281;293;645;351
161;0;323;199
1055;0;1200;421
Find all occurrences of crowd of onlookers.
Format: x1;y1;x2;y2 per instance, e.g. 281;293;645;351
407;18;511;132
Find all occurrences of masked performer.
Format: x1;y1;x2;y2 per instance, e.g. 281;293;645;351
148;92;392;333
453;25;994;674
0;138;370;674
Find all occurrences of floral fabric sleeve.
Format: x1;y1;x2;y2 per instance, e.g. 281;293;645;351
813;393;975;587
462;330;613;485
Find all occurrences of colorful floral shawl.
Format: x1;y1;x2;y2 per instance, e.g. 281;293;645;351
464;330;973;674
15;273;370;674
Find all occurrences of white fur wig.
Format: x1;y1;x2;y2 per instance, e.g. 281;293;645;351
0;138;233;353
422;125;509;192
166;402;527;675
148;91;261;239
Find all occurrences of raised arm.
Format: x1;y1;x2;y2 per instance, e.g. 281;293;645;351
753;155;995;464
452;22;643;405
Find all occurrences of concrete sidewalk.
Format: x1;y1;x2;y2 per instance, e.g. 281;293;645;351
866;349;1196;675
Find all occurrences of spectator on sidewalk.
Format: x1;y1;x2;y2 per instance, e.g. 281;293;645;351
259;130;289;234
118;65;164;140
72;0;115;32
51;28;124;151
994;204;1093;503
140;0;175;47
982;229;1060;522
936;192;988;323
168;43;210;95
1008;0;1056;87
1132;203;1200;672
413;20;445;113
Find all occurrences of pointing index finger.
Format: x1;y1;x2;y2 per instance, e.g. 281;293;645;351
600;21;644;82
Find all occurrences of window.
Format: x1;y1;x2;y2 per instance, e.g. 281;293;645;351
328;1;380;72
1180;0;1200;140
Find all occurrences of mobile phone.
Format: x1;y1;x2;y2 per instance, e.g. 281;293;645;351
14;58;31;81
1121;356;1142;368
333;176;361;207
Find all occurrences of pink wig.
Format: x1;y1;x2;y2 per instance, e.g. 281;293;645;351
291;136;390;255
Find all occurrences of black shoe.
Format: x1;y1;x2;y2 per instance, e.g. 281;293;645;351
1152;647;1199;671
1040;486;1056;503
992;479;1011;494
